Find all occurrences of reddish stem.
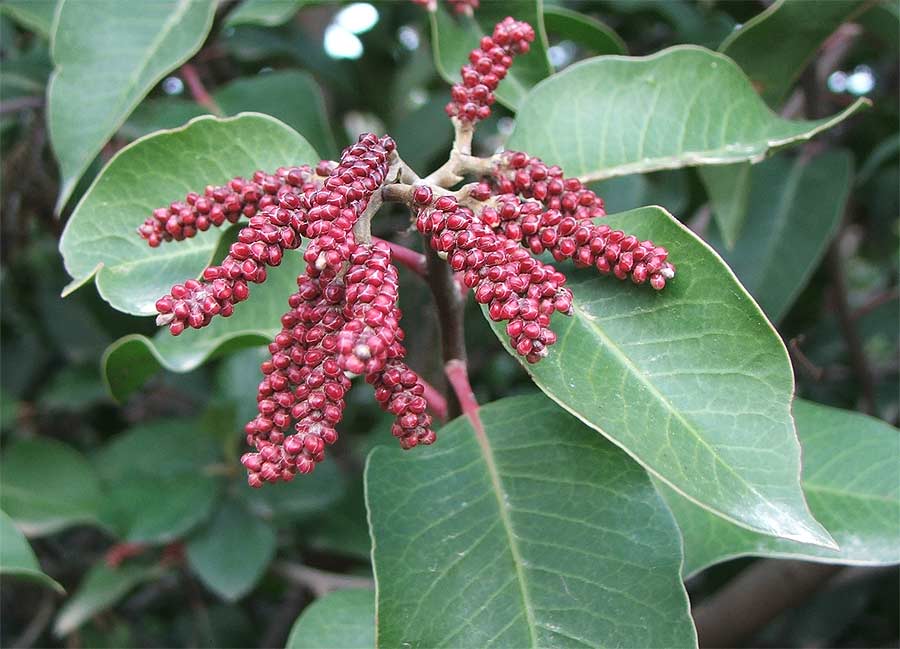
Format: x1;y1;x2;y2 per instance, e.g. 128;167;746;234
180;63;223;116
444;359;480;422
419;376;449;422
105;542;146;568
376;237;427;276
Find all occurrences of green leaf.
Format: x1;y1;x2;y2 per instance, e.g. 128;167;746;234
484;206;834;548
54;561;162;637
719;0;869;108
366;394;695;648
59;113;319;315
101;249;305;402
698;162;752;249
709;151;852;322
0;0;57;37
48;0;217;211
430;0;552;111
186;498;276;601
508;46;867;183
0;510;64;593
286;589;375;649
94;419;222;543
213;71;338;159
226;0;308;28
542;5;627;57
660;399;900;576
1;438;102;536
119;98;208;140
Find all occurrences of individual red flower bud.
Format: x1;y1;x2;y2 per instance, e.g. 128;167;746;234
336;242;402;376
445;17;535;124
416;194;572;363
137;166;329;247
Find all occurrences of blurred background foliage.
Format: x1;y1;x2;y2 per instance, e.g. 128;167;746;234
0;0;897;647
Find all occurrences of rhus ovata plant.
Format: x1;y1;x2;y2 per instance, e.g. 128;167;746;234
4;0;891;647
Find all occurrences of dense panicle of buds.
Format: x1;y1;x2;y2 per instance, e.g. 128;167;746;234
155;204;306;334
416;194;572;363
138;165;329;247
480;196;676;289
485;151;607;221
298;133;396;272
367;355;436;449
241;266;351;486
445;17;535;123
337;242;402;376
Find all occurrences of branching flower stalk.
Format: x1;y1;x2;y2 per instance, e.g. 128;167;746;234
137;17;676;487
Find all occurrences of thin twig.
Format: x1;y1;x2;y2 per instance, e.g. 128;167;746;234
274;562;374;598
0;95;44;115
419;377;449;422
826;242;877;414
180;63;223;116
693;559;842;648
11;591;55;649
444;359;479;421
375;238;427;276
424;245;467;418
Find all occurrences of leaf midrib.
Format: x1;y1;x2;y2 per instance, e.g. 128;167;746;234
465;407;540;648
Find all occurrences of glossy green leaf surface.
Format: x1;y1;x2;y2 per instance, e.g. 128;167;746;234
698;162;752;249
508;46;866;183
186;498;276;601
542;5;627;56
430;0;552;110
660;399;900;576
709;151;852;322
59;113;318;315
0;438;102;536
226;0;308;27
214;71;338;159
719;0;868;107
484;207;833;547
366;395;695;648
0;0;57;37
286;589;375;649
94;420;222;543
54;562;162;636
0;510;64;592
48;0;216;210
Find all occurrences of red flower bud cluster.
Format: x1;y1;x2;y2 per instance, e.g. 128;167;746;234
368;358;436;449
242;265;351;486
295;134;396;272
486;151;607;221
445;17;535;123
481;196;675;289
137;165;330;247
155;204;304;335
415;192;572;363
337;242;402;375
241;244;435;486
151;134;395;335
472;151;676;289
